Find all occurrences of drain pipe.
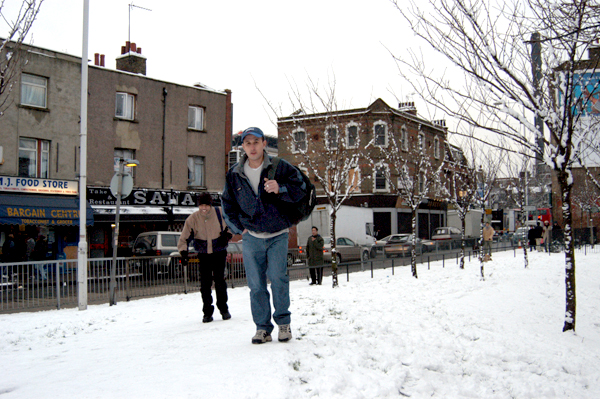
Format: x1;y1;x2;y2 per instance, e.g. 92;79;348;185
161;87;167;188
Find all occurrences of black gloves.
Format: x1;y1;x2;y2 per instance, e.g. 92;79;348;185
180;250;188;262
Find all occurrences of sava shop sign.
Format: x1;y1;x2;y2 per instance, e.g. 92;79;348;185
87;187;218;206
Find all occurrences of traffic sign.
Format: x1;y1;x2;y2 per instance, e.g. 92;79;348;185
110;173;133;199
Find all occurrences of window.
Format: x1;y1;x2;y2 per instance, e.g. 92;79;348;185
115;92;135;120
19;138;49;178
188;156;205;187
401;126;408;151
347;168;361;193
418;132;425;152
374;122;388;147
346;124;359;148
21;74;47;108
418;172;425;193
326;126;338;150
292;129;307;152
114;149;136;175
373;164;389;192
434;136;440;159
397;166;411;193
188;106;204;130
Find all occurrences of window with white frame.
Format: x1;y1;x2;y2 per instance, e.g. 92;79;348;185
347;167;361;193
115;92;135;120
374;122;388;147
397;165;411;193
292;129;307;152
434;136;440;159
418;172;425;193
401;126;408;151
418;132;425;153
114;148;136;175
373;164;388;192
19;138;49;178
188;106;204;130
188;156;205;187
346;124;359;148
326;126;338;150
21;74;47;108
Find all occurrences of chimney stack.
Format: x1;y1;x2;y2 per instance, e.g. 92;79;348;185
116;41;147;75
93;53;106;67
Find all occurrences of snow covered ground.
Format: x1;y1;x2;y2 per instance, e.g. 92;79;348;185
1;249;600;398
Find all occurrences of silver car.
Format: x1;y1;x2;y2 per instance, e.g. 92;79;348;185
323;237;370;263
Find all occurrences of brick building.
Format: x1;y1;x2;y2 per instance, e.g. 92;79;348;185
277;99;460;239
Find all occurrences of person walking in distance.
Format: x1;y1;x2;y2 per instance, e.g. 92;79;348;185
178;192;232;323
482;222;495;258
307;226;324;285
221;127;307;344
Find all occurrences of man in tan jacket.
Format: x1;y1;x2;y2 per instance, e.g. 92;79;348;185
482;222;495;257
178;192;232;323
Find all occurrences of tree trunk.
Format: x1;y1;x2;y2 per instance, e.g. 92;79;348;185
330;212;339;288
520;189;529;269
460;214;466;269
479;207;485;280
558;171;576;332
411;209;418;278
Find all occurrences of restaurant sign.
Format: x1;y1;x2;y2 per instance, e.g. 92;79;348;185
87;186;219;206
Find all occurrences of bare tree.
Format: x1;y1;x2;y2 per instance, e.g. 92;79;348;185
504;152;534;268
377;126;444;278
391;0;600;331
266;77;374;288
443;138;493;270
0;0;44;116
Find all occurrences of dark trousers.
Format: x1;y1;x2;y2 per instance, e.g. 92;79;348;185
309;264;323;284
198;251;228;317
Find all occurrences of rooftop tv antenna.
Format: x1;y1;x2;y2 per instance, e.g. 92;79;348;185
128;2;152;47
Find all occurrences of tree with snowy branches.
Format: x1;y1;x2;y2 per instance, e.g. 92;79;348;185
391;0;600;331
269;78;375;287
0;0;44;117
504;152;534;268
377;126;444;278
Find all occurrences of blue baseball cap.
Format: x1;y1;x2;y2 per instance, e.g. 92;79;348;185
241;127;265;141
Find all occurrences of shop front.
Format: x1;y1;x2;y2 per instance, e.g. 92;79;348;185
0;176;94;262
87;187;219;258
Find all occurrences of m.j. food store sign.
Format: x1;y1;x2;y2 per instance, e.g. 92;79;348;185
0;176;78;195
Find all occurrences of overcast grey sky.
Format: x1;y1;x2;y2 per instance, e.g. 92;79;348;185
3;0;427;137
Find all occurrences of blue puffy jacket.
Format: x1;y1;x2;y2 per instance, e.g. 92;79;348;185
221;152;306;234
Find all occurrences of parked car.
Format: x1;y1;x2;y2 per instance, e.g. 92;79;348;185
512;227;529;246
132;231;181;279
384;234;432;257
431;227;462;248
371;234;408;257
323;237;370;263
226;241;245;279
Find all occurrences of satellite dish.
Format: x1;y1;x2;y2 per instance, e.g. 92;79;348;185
110;173;134;199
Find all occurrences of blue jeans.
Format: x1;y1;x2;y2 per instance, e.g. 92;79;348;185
242;232;290;333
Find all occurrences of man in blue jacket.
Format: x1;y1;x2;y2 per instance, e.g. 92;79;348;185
221;127;306;344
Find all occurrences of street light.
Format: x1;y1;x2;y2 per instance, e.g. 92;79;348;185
109;158;138;306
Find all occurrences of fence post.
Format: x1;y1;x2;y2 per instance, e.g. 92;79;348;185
428;256;430;270
346;264;350;282
442;254;445;268
56;261;61;310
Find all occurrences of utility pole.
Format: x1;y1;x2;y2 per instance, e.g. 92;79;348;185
530;32;545;179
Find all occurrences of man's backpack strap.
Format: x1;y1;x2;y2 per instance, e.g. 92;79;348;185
268;157;281;181
214;207;225;233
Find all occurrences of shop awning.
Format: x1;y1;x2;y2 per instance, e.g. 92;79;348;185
91;205;195;223
0;194;94;226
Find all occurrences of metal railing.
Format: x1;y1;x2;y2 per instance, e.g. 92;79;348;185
2;242;597;313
